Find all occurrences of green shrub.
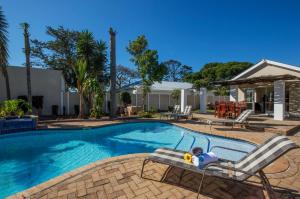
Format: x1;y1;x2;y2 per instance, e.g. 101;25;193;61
121;92;131;107
138;111;153;118
0;99;32;117
90;92;103;119
149;106;156;113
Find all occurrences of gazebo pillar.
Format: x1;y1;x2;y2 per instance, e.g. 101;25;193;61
274;80;285;120
181;89;188;112
199;87;207;113
230;85;238;102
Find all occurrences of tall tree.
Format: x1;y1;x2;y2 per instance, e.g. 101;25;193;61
116;65;139;89
0;6;10;99
74;59;88;118
31;26;79;87
20;22;32;106
76;30;107;110
163;59;192;82
186;61;252;90
109;28;117;118
127;35;167;111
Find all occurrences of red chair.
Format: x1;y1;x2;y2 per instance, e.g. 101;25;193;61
214;101;220;117
218;102;227;118
226;102;236;118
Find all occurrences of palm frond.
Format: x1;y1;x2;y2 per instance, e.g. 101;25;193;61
0;6;9;72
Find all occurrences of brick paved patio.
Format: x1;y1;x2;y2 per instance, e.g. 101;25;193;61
7;119;300;199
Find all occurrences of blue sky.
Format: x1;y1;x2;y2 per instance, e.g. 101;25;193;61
2;0;300;71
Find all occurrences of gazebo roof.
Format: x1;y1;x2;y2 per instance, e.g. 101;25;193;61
214;74;300;86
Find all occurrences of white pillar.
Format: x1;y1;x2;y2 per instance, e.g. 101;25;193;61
168;94;170;106
230;85;238;102
274;80;285;120
105;93;108;113
60;76;65;115
67;91;70;115
181;89;188;112
158;94;161;110
136;93;137;106
147;93;150;111
200;87;207;113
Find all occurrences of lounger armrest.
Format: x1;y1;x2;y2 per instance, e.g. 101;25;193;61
203;163;260;179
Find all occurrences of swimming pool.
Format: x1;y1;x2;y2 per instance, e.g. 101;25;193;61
0;122;256;198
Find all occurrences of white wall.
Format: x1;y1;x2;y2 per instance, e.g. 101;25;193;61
0;66;64;115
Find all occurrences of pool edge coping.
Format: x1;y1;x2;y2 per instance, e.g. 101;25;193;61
0;119;259;146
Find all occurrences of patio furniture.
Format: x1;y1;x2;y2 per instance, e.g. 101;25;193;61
226;102;236;118
160;105;180;119
171;105;192;120
206;109;253;129
127;106;142;116
141;135;299;199
216;102;227;118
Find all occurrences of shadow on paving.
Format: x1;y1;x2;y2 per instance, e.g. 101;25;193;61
143;161;300;199
164;167;300;199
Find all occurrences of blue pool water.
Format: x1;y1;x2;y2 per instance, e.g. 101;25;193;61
0;122;256;198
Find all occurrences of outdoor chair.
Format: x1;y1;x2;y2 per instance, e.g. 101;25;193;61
218;102;227;118
141;135;299;199
160;105;180;119
226;102;236;118
206;109;253;129
171;105;192;120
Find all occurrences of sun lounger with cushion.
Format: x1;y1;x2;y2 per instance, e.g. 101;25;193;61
206;109;253;128
141;135;299;199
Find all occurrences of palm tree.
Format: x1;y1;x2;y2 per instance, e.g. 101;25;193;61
20;22;32;106
77;30;95;67
109;27;116;118
0;6;10;99
74;59;88;118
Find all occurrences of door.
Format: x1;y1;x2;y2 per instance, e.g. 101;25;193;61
245;89;254;111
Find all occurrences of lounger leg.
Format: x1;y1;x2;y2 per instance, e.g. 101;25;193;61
259;171;276;199
197;171;207;199
140;159;150;178
160;166;173;182
178;169;186;185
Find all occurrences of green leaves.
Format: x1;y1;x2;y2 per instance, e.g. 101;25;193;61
0;99;32;117
163;60;193;82
121;92;131;106
74;59;88;91
127;35;148;60
127;35;167;110
171;89;181;103
188;61;252;90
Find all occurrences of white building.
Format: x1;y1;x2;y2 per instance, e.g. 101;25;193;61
226;59;300;120
0;66;80;116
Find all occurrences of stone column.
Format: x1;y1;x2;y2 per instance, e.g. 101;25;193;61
181;89;188;112
200;87;207;113
274;80;285;120
230;85;238;102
